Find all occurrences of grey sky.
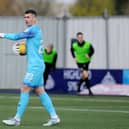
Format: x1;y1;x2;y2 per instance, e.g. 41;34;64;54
56;0;76;4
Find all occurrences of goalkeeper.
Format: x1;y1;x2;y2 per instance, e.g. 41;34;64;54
71;32;94;96
0;9;60;126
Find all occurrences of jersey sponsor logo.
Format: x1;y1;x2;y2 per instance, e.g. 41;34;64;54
38;43;43;54
38;45;43;54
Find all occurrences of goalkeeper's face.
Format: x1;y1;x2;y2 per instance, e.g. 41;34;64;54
24;13;36;26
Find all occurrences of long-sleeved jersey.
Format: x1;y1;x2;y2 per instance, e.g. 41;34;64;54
4;25;44;72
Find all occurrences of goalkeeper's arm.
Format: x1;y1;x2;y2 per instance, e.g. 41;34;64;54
0;30;35;40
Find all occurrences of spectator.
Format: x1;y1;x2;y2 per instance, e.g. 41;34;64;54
43;44;57;87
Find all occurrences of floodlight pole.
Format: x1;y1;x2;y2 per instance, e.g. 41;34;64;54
62;13;69;68
103;8;109;69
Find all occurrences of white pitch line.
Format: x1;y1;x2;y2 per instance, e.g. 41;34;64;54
0;95;129;103
52;97;129;103
29;106;129;114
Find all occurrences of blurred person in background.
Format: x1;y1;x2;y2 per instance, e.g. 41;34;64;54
71;32;94;96
43;44;57;87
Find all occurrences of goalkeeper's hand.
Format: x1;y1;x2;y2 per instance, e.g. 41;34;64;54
0;33;5;38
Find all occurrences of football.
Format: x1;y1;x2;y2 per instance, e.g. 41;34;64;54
12;42;26;56
19;43;26;55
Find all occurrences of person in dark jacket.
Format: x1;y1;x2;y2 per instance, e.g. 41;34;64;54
71;32;94;95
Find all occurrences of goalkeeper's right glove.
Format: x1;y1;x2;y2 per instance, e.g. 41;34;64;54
0;33;5;38
12;42;26;56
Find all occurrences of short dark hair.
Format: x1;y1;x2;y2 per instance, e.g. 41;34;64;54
24;9;37;16
76;32;83;36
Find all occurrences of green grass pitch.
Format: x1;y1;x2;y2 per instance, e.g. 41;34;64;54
0;94;129;129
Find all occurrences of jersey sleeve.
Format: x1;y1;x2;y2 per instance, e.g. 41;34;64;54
4;27;35;40
88;44;95;57
70;39;77;58
52;53;57;69
70;46;75;58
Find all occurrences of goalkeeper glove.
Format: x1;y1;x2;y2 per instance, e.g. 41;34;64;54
12;42;26;56
0;33;5;38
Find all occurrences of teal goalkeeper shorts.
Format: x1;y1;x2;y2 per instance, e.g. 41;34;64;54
23;69;44;87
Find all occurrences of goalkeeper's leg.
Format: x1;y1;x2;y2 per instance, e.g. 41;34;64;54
2;86;31;126
35;87;60;126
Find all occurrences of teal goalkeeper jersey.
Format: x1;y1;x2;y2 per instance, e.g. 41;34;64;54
4;24;44;72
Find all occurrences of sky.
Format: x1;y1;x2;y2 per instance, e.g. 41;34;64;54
56;0;76;4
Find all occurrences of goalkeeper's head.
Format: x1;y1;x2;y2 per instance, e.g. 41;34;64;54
24;9;37;27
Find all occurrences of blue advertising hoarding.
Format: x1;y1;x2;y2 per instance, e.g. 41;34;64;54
45;69;123;94
1;68;129;95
